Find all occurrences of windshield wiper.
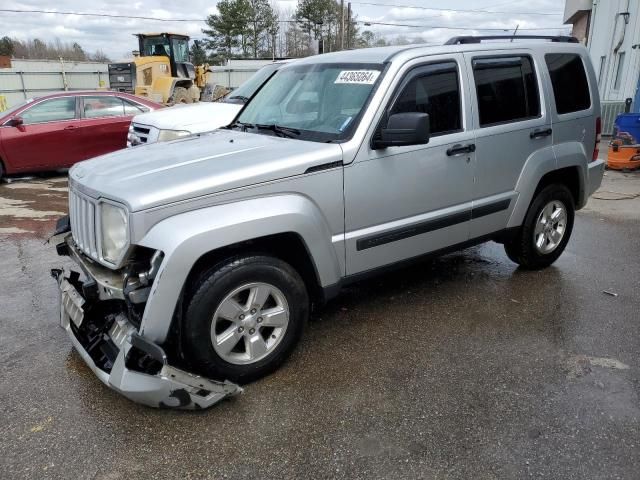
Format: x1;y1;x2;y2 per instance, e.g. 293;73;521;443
228;95;250;103
255;124;301;139
226;120;255;131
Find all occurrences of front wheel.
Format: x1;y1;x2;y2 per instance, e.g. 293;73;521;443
504;184;575;269
183;255;309;383
170;86;192;104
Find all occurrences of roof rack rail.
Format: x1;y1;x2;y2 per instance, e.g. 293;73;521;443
444;35;579;45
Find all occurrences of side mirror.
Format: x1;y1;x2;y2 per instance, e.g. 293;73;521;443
374;112;430;149
8;116;23;127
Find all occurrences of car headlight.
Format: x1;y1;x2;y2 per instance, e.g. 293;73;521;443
157;129;191;142
101;202;129;264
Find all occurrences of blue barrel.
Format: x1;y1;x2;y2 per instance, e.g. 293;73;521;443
612;113;640;145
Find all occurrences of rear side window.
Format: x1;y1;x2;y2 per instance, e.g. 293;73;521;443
390;62;462;136
545;53;591;114
123;100;148;115
82;96;127;118
472;56;540;127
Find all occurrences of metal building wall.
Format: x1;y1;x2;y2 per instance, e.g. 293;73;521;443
0;59;110;108
586;0;640;132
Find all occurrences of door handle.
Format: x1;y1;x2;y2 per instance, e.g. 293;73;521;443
530;128;552;139
64;125;77;130
446;143;476;156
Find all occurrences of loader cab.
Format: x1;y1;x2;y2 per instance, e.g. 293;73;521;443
137;33;195;80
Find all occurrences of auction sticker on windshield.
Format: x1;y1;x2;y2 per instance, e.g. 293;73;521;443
335;70;380;85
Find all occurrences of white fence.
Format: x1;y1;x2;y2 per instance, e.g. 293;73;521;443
601;101;627;136
0;59;110;108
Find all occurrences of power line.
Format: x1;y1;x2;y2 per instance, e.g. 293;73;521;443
0;8;202;22
0;8;569;33
350;2;563;16
0;8;302;24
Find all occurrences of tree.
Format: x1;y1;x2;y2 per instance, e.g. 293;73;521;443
202;0;243;60
295;0;334;39
202;0;279;59
32;38;47;58
0;36;14;56
360;30;375;48
9;37;104;61
90;49;111;62
71;42;87;61
293;0;361;53
243;0;278;58
190;40;208;65
285;18;313;57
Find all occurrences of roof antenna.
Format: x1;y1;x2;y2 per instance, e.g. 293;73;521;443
511;24;520;42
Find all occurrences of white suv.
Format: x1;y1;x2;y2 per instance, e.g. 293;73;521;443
127;61;288;146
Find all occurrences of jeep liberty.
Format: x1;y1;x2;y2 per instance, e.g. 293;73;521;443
52;36;604;409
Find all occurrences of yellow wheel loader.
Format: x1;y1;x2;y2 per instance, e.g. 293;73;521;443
108;33;219;105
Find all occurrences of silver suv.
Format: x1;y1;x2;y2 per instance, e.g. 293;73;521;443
52;36;604;409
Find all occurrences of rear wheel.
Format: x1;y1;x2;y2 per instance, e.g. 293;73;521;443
170;86;192;104
504;184;575;269
183;255;309;383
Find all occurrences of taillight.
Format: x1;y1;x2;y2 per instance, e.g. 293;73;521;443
593;116;601;161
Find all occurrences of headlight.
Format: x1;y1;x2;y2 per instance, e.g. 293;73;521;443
101;202;129;264
157;129;191;142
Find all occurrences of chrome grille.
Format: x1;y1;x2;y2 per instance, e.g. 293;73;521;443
128;122;152;146
68;188;98;259
133;124;150;142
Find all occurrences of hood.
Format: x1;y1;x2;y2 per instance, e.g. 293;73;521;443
132;102;242;132
69;129;343;212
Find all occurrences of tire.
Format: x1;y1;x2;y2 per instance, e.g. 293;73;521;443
183;255;309;384
170;86;192;104
504;184;575;270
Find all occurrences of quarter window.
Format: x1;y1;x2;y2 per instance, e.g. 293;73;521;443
545;53;591;114
20;97;76;124
123;100;148;115
82;96;125;118
390;62;462;136
472;56;540;127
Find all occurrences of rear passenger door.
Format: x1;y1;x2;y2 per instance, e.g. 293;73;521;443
76;95;130;163
464;51;552;238
544;52;596;169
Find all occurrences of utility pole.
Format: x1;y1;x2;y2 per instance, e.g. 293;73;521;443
347;2;351;49
340;0;345;50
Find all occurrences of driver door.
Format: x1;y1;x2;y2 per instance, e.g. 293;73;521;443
0;96;79;173
344;55;476;275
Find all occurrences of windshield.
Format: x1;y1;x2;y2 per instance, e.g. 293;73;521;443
1;98;34;121
235;63;384;143
224;63;281;104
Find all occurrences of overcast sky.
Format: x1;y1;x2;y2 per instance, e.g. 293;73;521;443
1;0;569;60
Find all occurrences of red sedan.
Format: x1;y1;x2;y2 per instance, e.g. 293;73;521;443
0;91;162;177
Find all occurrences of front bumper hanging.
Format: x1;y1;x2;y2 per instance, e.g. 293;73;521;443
51;234;241;410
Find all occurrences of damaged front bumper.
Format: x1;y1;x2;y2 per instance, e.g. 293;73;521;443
52;233;241;409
